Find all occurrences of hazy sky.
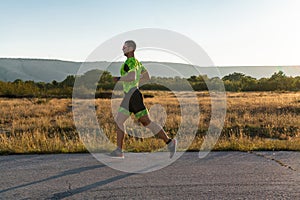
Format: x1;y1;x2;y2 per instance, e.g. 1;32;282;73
1;0;300;66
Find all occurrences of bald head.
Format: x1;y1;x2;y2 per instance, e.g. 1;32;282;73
124;40;136;51
122;40;136;57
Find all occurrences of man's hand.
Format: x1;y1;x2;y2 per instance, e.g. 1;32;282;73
139;70;151;85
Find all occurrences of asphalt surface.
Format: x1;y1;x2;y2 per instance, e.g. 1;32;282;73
0;152;299;199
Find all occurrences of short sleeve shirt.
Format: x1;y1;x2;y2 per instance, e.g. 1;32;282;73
120;57;146;93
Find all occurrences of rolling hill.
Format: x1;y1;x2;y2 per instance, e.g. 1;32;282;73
0;58;299;82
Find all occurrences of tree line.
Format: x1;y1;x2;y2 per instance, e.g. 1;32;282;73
0;70;299;98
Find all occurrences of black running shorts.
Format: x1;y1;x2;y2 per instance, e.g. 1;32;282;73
118;88;148;118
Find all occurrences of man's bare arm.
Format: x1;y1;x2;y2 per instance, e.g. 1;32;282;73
113;71;136;82
139;70;151;85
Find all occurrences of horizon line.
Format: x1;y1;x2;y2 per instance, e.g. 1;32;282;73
0;57;300;68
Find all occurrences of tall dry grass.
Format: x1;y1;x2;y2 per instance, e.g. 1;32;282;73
0;91;299;154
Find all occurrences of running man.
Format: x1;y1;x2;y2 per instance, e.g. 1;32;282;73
110;40;177;158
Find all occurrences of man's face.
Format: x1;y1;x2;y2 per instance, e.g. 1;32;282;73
122;43;133;55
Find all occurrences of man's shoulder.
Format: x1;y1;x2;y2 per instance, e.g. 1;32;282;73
125;57;139;67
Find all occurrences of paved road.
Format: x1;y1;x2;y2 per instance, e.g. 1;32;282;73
0;152;299;199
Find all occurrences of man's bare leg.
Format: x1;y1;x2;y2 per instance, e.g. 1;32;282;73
139;114;177;158
138;115;169;143
115;112;130;150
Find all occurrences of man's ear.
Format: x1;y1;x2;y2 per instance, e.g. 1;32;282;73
129;46;135;52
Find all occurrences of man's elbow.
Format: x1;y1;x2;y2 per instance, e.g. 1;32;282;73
143;72;151;81
125;72;136;81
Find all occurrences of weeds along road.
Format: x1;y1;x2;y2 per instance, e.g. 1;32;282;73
0;152;299;199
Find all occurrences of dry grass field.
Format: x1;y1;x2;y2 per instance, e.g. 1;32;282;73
0;91;299;154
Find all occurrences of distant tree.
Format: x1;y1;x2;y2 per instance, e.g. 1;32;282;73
79;69;102;89
97;71;114;90
60;75;75;87
269;71;285;81
52;80;58;86
240;76;258;91
13;79;23;84
222;72;246;82
222;73;258;91
267;71;293;91
294;76;300;90
187;75;208;91
223;80;241;92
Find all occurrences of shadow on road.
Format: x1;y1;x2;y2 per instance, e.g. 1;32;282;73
49;163;161;199
0;164;106;194
50;173;134;199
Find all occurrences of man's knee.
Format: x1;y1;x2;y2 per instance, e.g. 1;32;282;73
139;116;151;126
115;112;129;131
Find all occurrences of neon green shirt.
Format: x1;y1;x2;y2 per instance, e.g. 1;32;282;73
120;57;146;93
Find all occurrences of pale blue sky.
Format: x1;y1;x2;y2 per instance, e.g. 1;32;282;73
1;0;300;66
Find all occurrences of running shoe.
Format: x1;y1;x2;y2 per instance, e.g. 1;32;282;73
109;147;124;158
